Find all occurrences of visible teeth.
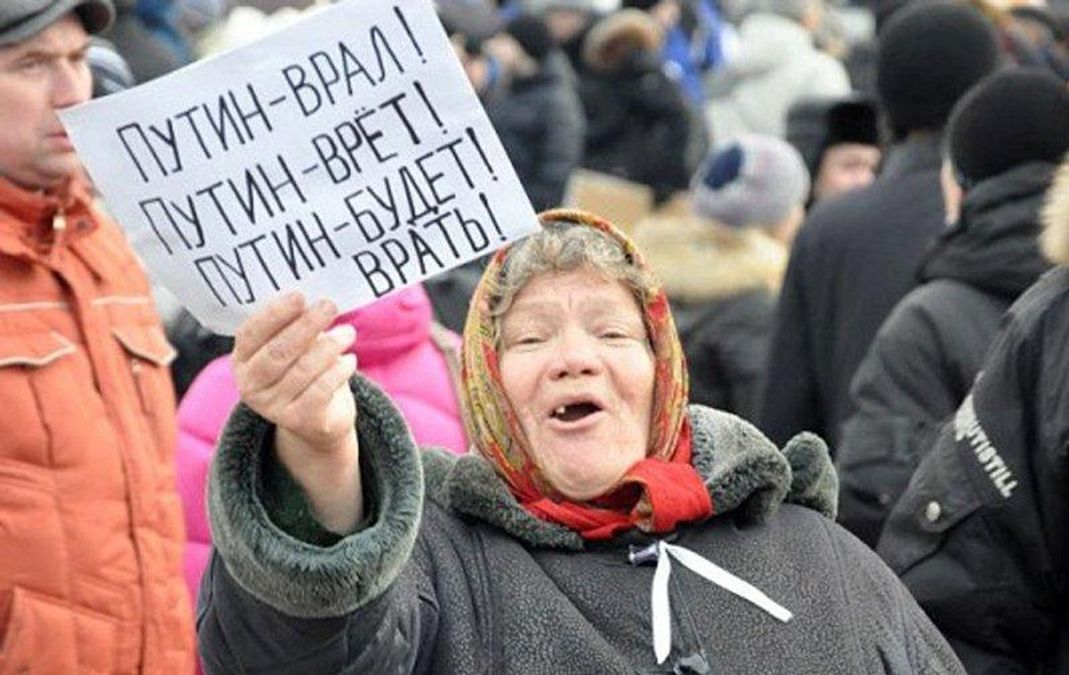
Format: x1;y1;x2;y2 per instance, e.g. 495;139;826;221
555;406;566;416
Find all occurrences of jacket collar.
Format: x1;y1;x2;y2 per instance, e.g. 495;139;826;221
0;175;99;258
634;216;787;302
880;132;944;183
423;406;836;550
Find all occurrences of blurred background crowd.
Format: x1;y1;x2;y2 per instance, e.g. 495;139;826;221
8;0;1069;670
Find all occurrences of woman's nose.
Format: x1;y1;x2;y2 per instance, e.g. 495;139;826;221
550;330;600;380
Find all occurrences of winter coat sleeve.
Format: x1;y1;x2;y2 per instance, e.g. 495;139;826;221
836;292;956;546
877;280;1069;674
197;376;438;674
760;224;823;446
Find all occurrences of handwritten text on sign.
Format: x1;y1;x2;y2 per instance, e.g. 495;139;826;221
61;0;539;334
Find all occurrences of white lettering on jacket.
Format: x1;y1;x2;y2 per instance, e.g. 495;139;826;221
954;394;1017;498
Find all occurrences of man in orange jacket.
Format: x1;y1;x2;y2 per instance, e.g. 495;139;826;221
0;1;195;672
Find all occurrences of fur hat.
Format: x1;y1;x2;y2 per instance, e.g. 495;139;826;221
0;0;114;46
876;2;1000;137
582;8;662;73
787;96;880;180
691;135;810;229
949;69;1069;187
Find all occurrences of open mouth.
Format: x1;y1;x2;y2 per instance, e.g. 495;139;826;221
550;401;603;423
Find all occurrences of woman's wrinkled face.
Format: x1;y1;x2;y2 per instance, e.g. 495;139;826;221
499;269;655;501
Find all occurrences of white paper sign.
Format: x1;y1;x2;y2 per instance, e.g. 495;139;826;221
61;0;539;334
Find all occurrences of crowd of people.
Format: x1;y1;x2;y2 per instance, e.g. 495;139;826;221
2;0;1069;672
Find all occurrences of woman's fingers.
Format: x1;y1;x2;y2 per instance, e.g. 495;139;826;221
278;352;359;443
237;298;339;393
268;324;357;409
232;292;305;364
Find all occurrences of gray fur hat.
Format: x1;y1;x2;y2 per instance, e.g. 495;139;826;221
0;0;114;46
691;135;810;228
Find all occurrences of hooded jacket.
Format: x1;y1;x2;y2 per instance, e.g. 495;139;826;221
876;160;1069;674
705;12;850;143
0;177;194;673
878;266;1069;674
175;286;466;610
837;162;1054;546
197;377;963;674
635;215;786;421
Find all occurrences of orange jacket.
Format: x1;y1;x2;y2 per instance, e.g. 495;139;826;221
0;177;195;674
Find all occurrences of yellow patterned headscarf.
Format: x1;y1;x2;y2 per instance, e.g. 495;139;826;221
460;210;708;537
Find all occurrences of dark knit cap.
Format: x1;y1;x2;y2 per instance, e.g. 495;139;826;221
876;2;1000;135
505;14;555;62
787;96;880;178
949;68;1069;185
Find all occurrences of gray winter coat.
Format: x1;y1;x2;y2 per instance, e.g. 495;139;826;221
198;376;963;674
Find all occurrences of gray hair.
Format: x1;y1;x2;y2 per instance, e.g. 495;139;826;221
489;222;655;345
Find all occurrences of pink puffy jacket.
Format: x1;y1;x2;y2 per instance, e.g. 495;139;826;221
175;286;468;609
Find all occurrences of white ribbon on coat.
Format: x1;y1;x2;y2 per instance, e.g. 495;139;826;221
649;540;793;664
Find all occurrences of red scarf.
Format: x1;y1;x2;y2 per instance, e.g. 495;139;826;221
523;421;713;539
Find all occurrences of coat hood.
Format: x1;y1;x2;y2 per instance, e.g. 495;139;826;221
633;215;787;302
919;162;1054;298
1041;155;1069;265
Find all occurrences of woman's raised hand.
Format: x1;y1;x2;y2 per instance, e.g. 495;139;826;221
233;293;357;449
232;293;364;532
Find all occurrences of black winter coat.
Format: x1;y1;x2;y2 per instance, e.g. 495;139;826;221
198;378;964;674
878;266;1069;674
485;53;585;211
580;52;693;203
759;134;946;450
836;163;1054;545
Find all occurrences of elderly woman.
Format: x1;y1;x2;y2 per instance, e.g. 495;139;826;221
198;210;962;673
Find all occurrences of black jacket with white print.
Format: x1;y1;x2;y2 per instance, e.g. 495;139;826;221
878;265;1069;675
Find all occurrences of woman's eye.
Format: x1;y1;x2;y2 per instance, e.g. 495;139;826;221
515;336;544;346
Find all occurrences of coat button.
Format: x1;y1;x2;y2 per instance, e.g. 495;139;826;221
924;501;942;523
